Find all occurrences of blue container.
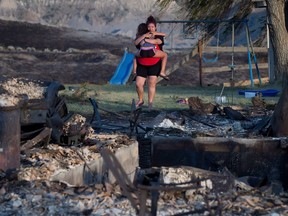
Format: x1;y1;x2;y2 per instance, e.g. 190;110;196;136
238;89;280;97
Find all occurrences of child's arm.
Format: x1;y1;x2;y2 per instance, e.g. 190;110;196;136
134;33;152;46
145;38;162;45
152;31;167;37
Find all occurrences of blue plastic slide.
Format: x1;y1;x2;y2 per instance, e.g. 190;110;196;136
109;50;134;85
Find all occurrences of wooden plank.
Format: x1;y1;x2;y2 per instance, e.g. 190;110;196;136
204;46;267;53
204;63;268;73
224;77;269;87
20;127;52;151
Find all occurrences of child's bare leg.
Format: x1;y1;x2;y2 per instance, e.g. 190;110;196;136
154;50;168;77
133;58;137;74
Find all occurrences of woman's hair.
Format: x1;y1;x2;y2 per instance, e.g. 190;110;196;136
146;15;157;27
136;23;148;38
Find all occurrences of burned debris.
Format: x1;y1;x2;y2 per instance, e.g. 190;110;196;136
0;78;92;171
0;79;288;215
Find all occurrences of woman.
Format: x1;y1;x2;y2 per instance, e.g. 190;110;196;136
133;23;168;77
134;16;168;109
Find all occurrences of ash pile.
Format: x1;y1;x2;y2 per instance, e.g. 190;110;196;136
144;96;274;139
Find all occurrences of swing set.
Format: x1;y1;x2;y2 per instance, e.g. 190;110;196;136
158;19;262;87
201;26;220;63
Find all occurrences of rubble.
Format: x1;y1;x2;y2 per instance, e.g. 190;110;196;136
1;80;288;215
0;78;46;100
0;94;20;107
0;77;46;107
18;133;134;182
1;162;288;215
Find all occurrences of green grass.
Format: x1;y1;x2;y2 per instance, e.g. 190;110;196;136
60;83;281;117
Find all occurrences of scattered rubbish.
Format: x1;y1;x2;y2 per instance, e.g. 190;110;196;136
223;106;248;121
188;97;216;114
215;84;228;104
176;98;188;104
68;86;79;92
215;96;228;104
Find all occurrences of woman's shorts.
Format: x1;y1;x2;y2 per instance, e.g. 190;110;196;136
136;59;161;78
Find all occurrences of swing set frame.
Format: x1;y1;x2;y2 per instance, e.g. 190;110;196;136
158;19;262;87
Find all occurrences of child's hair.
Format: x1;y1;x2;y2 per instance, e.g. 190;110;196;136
146;15;157;27
136;23;148;38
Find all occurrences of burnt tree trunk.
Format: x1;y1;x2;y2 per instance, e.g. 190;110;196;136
271;86;288;136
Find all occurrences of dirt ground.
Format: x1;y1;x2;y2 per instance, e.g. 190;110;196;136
0;19;268;86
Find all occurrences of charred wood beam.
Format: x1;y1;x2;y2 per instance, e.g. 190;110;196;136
21;126;45;141
181;112;217;128
223;107;248;121
251;116;271;135
20;127;52;151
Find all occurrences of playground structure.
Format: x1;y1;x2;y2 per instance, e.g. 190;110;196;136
109;17;267;87
157;18;266;87
109;48;134;85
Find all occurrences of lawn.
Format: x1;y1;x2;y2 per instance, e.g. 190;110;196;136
60;82;281;118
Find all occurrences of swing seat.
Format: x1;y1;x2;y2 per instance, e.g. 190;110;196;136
202;55;218;63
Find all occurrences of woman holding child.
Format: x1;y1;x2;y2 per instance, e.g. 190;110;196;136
134;15;169;109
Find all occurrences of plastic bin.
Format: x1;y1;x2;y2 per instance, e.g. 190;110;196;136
245;92;256;98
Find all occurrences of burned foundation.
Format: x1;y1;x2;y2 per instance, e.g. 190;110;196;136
50;101;288;192
1;82;288;215
135;108;287;190
138;135;288;189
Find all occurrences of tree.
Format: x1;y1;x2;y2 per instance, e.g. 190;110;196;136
266;0;288;136
266;0;288;82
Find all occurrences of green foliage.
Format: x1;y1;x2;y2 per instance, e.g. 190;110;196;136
157;0;251;21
